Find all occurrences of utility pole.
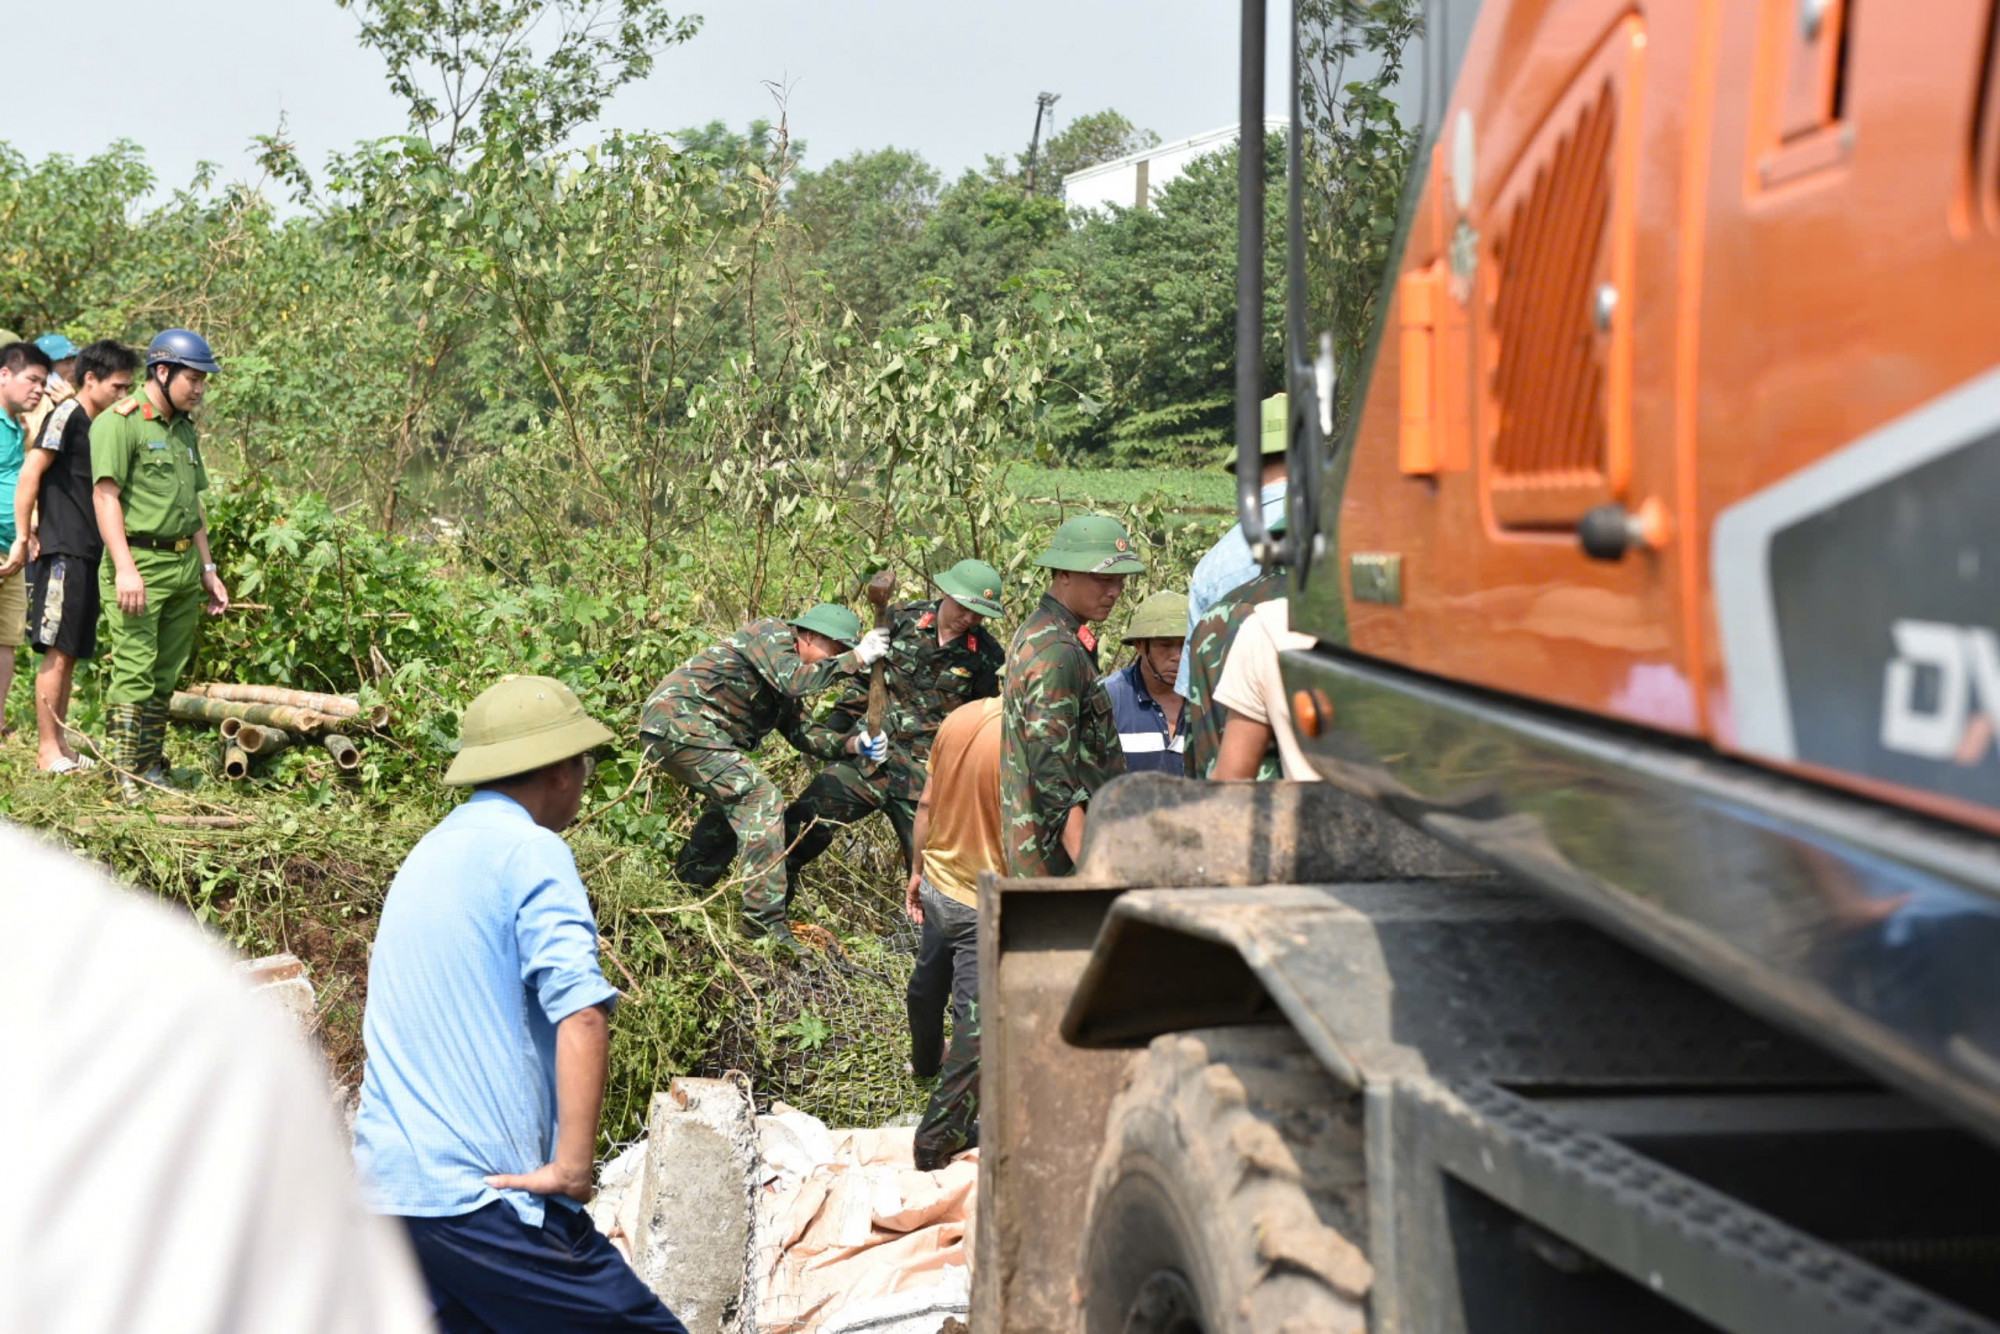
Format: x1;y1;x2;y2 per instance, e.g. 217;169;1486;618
1024;91;1061;196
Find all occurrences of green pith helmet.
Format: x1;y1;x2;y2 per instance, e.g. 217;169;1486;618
1035;514;1146;575
444;674;614;786
1221;392;1289;474
1124;590;1189;642
788;602;863;647
934;558;1006;618
0;330;19;347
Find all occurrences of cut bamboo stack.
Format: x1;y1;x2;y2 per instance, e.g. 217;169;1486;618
170;683;388;780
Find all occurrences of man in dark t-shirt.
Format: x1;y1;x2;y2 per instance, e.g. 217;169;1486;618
6;341;137;771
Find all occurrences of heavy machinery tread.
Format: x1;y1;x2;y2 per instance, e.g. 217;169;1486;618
1078;1025;1371;1334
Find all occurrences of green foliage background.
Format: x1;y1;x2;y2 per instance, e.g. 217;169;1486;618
0;0;1415;1141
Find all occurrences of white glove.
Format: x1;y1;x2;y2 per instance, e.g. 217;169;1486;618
854;627;892;666
856;730;889;763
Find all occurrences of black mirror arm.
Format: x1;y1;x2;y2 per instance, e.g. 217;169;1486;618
1236;0;1291;567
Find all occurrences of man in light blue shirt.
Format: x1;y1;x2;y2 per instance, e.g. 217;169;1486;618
1175;392;1289;698
353;674;687;1333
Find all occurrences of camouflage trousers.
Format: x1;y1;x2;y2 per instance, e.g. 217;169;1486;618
678;760;919;911
645;735;791;938
909;879;980;1171
786;760;919;877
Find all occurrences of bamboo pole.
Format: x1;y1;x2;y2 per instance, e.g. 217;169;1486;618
222;741;251;780
191;682;390;729
188;682;363;719
236;724;293;757
77;814;254;830
219;715;244;740
170;693;328;735
322;734;361;771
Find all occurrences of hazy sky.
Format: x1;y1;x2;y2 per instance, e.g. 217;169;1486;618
4;0;1293;197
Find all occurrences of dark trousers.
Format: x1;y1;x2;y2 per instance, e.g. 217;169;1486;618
907;880;981;1171
401;1200;688;1334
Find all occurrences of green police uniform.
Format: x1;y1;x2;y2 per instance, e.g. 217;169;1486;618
1000;517;1145;878
91;389;209;784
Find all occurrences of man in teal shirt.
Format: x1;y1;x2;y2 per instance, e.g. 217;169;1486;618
0;341;53;737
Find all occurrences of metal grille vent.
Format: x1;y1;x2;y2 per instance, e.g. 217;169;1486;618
1488;82;1617;485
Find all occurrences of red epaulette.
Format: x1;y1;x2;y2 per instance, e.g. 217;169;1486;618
111;398;142;417
917;611;936;630
1077;624;1098;653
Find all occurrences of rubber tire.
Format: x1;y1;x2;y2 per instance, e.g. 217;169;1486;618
1078;1026;1372;1334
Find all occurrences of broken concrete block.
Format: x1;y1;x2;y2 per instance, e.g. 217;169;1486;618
630;1075;759;1334
237;952;315;1032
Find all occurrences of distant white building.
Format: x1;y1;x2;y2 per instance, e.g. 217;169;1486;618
1061;118;1287;213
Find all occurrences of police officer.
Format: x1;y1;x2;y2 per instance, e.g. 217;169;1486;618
639;604;890;939
1105;589;1189;774
1000;515;1145;878
91;330;229;799
781;558;1007;891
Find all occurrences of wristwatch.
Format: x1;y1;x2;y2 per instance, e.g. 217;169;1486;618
202;562;218;573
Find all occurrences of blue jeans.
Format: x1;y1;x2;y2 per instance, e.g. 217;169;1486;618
400;1200;688;1334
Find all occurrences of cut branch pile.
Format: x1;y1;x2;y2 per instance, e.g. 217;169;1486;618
170;684;388;780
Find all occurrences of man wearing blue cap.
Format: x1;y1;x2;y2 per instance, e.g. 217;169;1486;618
21;334;77;452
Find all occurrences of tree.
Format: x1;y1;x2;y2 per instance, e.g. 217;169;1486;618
1054;133;1287;462
1030;109;1160;193
333;0;701;164
786;147;940;332
0;142;154;335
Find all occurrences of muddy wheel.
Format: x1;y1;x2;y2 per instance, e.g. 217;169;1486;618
1078;1026;1372;1334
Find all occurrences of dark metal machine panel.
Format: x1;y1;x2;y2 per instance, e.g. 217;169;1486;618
1386;1079;1999;1334
1063;881;1856;1091
1282;646;2000;1146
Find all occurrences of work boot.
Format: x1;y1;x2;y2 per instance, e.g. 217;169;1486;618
108;703;147;803
137;698;173;788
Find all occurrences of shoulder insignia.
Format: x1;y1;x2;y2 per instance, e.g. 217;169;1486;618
112;398;141;417
1077;624;1098;653
140;402;157;421
918;611;936;630
965;633;978;653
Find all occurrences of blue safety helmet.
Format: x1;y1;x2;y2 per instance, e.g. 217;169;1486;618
34;333;78;361
146;328;221;375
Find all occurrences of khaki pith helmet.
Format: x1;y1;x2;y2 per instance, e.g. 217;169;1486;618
788;602;863;648
1124;590;1189;642
934;558;1006;618
1221;392;1289;474
1035;514;1146;575
444;674;614;786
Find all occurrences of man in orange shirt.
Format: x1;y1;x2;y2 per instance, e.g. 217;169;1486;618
903;695;1004;1171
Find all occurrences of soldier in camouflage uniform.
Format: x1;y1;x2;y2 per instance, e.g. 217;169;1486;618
1181;576;1288;780
639;604;890;938
1000;515;1145;878
782;558;1007;885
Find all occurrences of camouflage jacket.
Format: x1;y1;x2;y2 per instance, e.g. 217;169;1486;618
1001;592;1126;878
1182;567;1288;779
810;599;1005;799
640;616;860;754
